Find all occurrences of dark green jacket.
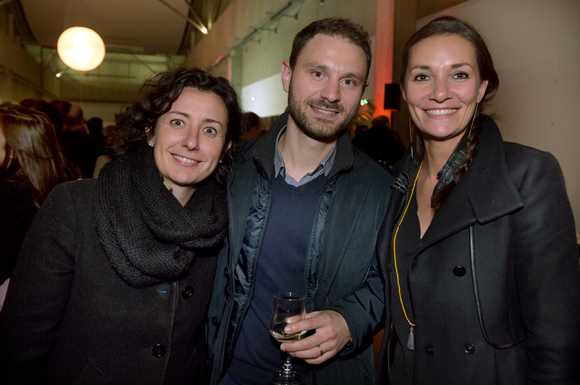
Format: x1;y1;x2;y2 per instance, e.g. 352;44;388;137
207;113;393;385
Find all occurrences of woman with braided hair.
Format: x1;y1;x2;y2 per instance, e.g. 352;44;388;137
377;16;580;384
0;68;243;384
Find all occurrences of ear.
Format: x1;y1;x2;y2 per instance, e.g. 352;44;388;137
477;79;489;103
281;60;292;93
145;126;155;146
225;140;232;153
400;83;407;102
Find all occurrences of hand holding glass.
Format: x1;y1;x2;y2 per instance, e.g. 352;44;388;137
269;292;306;385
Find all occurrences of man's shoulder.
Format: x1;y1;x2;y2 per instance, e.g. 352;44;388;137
351;148;393;183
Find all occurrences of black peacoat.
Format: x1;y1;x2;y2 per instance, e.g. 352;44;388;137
0;179;217;384
377;118;580;384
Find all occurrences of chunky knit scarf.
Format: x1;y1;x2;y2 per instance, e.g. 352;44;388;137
94;143;227;287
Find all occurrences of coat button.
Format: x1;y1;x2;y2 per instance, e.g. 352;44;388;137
152;343;166;358
212;316;220;327
182;285;194;299
425;345;434;355
464;343;475;354
224;267;230;279
453;266;467;276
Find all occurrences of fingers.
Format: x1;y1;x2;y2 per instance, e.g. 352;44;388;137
282;340;330;364
278;310;351;365
283;311;324;336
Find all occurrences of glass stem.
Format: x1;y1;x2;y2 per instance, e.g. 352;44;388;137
282;353;294;377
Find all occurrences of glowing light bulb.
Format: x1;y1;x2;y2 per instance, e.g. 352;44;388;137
57;27;105;71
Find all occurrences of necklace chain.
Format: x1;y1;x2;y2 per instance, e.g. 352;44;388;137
392;161;423;350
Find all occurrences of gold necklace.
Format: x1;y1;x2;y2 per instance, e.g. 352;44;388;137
392;161;423;351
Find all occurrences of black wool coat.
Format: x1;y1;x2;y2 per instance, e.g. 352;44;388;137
377;119;580;384
0;179;217;385
0;180;38;283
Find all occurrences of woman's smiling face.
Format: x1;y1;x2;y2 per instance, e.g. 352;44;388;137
403;34;488;144
149;87;230;204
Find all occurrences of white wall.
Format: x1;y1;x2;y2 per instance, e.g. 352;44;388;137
421;0;580;241
185;0;378;117
241;73;287;117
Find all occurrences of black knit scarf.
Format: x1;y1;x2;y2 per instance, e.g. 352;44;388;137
94;143;227;287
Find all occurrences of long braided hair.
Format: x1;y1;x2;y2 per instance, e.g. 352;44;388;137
401;16;499;210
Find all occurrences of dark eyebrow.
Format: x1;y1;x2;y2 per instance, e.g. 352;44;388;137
167;111;224;127
304;62;364;83
451;62;473;69
410;63;473;71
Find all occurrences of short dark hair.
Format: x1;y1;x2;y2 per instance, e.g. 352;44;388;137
289;18;372;81
110;67;243;187
400;16;499;111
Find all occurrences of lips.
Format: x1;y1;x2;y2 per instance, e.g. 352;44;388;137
312;106;338;116
173;154;199;164
425;108;458;115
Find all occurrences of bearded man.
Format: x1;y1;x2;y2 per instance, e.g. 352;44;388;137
207;18;393;385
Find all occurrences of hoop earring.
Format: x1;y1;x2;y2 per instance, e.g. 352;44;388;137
4;148;15;170
467;103;478;145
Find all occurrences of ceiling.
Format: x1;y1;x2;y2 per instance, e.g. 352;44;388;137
19;0;193;55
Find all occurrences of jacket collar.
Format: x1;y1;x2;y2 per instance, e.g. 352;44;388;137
245;112;354;181
395;118;523;247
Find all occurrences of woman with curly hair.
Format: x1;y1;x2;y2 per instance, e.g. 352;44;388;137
0;68;244;384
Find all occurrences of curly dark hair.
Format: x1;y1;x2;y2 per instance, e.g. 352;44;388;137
289;18;372;82
109;67;243;187
401;16;500;210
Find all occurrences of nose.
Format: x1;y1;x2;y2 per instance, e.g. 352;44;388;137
182;127;199;151
430;77;452;103
320;80;341;103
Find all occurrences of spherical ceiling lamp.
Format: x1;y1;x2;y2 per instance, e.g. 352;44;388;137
57;26;105;71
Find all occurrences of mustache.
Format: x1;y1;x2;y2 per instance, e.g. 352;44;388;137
309;99;344;113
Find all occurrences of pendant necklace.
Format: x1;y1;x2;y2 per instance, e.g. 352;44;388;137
392;161;423;351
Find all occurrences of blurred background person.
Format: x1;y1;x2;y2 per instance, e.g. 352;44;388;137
21;98;81;180
58;103;104;178
352;115;405;169
87;117;106;143
0;105;68;308
0;67;243;384
377;16;580;384
241;111;263;144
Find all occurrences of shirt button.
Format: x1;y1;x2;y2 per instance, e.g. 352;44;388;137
465;343;475;354
425;345;434;355
453;266;467;276
152;343;166;358
182;285;194;299
212;316;220;327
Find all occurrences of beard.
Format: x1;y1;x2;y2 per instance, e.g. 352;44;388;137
287;82;359;141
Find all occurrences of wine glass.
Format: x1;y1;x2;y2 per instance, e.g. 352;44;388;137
269;292;307;385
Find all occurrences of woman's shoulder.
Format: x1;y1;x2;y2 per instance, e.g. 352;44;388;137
502;141;562;177
52;178;98;194
42;179;98;213
0;180;35;208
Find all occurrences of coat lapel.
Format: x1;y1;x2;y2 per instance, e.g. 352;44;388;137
419;120;523;250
